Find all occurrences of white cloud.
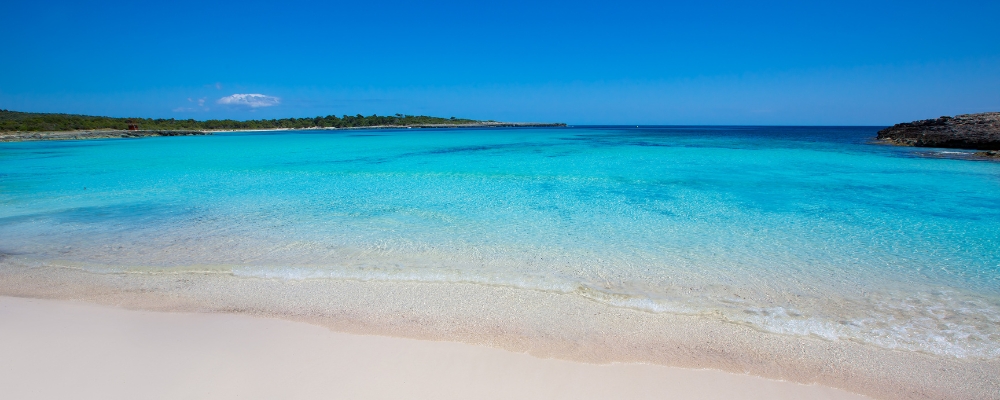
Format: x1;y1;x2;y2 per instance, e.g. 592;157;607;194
217;93;280;108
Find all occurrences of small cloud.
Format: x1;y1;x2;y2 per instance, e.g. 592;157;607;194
215;82;222;90
197;98;205;107
216;93;281;108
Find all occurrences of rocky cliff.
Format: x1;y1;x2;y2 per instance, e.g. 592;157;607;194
876;112;1000;151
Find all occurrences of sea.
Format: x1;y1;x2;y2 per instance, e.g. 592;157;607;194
1;126;998;359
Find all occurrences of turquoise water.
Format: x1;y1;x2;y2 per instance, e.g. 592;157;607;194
2;127;999;358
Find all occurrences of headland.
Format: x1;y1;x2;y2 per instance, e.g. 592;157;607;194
876;112;1000;158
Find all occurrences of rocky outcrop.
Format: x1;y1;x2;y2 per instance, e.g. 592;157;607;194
0;129;209;142
876;112;1000;150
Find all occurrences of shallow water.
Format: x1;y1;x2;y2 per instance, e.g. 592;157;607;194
2;126;999;359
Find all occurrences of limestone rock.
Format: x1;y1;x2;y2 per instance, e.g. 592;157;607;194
876;112;1000;150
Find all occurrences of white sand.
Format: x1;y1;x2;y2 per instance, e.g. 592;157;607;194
0;296;867;400
3;264;996;400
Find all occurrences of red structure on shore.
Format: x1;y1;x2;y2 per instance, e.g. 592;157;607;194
127;119;139;131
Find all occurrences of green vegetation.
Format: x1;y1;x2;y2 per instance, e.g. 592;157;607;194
0;110;480;132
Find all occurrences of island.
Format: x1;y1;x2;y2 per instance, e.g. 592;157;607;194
876;112;1000;158
0;109;565;142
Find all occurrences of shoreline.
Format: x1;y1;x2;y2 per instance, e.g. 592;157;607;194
1;262;996;400
207;121;567;131
0;129;210;142
0;122;566;142
0;296;869;400
875;112;1000;153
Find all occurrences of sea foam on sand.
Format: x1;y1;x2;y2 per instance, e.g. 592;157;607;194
1;263;997;400
0;296;868;400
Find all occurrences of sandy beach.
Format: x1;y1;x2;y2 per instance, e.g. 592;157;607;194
5;0;1000;398
3;125;999;400
0;296;867;400
1;263;997;400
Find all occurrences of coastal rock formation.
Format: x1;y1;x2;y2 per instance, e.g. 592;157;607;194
0;129;209;142
876;112;1000;150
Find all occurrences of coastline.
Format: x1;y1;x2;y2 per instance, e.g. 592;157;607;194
202;121;567;132
1;262;996;400
0;129;210;142
0;296;868;400
211;121;567;131
875;112;1000;158
0;122;565;142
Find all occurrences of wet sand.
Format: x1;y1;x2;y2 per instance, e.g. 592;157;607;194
0;263;997;400
0;296;867;400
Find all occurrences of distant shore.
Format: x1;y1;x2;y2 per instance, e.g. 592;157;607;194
876;112;1000;159
0;122;565;142
0;129;210;142
204;121;566;132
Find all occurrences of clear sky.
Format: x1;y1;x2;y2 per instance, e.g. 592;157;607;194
3;0;999;125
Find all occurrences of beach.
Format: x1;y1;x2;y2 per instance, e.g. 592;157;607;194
1;263;997;400
6;0;1000;396
2;126;999;399
0;296;868;400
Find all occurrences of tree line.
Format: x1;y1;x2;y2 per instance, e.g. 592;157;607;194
0;110;480;132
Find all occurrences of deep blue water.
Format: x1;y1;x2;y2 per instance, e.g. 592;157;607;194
2;126;999;358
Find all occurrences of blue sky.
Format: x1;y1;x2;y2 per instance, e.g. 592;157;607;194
2;0;998;125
